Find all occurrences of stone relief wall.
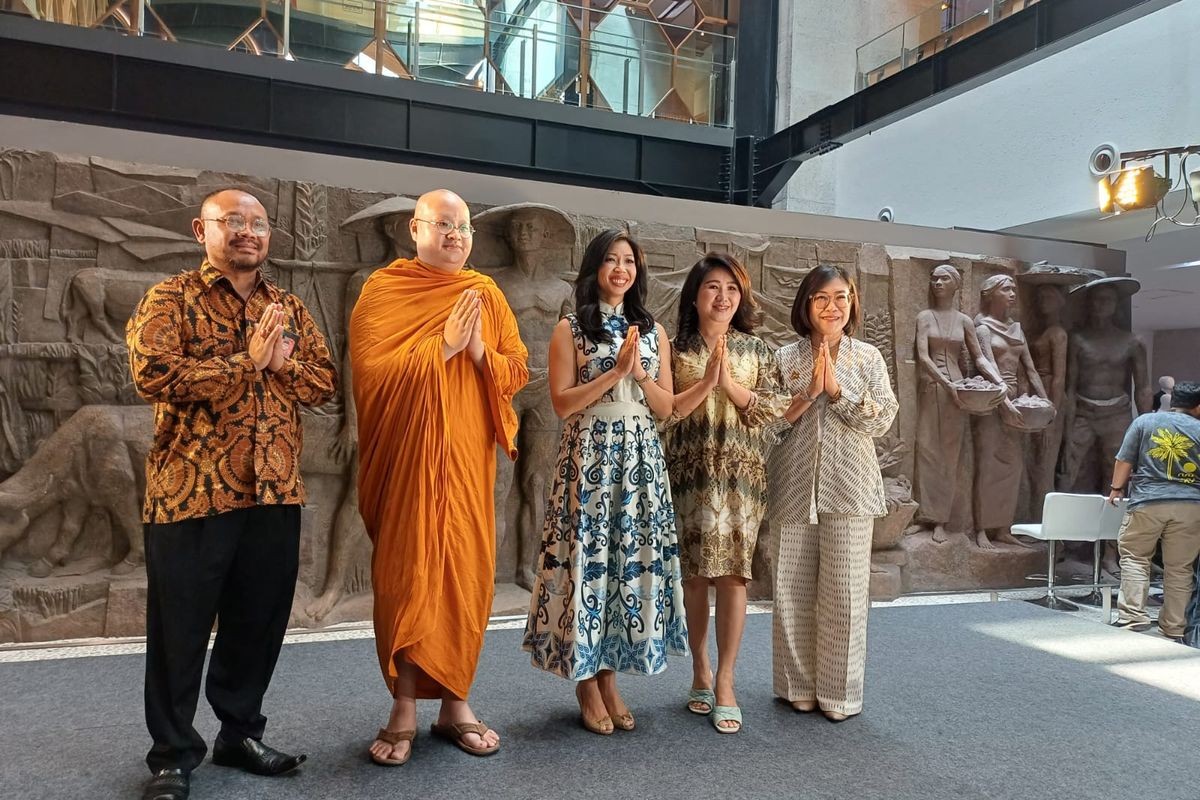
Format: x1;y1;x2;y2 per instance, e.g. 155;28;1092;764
0;148;1136;643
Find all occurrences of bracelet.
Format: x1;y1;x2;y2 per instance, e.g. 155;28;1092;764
805;392;819;402
1109;485;1125;492
635;373;652;386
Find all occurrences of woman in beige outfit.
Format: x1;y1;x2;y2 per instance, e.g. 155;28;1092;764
767;265;898;722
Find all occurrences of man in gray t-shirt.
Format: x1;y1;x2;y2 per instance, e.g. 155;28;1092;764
1109;381;1200;642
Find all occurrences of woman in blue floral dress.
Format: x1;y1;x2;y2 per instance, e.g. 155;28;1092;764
523;228;687;735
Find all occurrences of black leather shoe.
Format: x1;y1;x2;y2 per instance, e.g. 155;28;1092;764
142;768;189;800
212;735;306;776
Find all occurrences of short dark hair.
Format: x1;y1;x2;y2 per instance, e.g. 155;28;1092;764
790;264;862;337
674;252;761;350
1170;381;1200;410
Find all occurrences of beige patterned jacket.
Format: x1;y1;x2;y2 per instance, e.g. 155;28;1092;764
767;337;898;525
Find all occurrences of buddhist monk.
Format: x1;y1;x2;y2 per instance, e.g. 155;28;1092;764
350;189;528;766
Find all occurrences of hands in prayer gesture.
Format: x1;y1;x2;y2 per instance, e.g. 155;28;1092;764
822;341;841;401
444;289;482;359
250;303;285;372
615;324;640;377
703;335;732;392
797;339;840;404
466;301;485;365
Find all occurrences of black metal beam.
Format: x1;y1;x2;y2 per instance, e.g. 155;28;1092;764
0;13;733;202
732;0;777;141
750;0;1174;207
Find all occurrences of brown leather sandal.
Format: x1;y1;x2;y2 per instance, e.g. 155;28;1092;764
370;728;415;766
429;720;500;756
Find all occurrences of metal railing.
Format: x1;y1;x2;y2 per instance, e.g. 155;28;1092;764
3;0;735;126
855;0;1042;91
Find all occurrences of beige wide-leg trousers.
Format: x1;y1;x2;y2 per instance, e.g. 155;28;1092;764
773;514;874;716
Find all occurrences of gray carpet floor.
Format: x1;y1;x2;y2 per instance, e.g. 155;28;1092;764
2;601;1198;800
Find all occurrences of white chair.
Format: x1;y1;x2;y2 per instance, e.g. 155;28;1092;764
1012;492;1127;611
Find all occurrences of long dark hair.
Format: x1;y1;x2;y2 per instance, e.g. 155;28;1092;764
674;252;760;351
790;264;862;337
573;228;654;344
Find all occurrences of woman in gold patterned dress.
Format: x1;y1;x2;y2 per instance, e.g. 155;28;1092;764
664;253;786;734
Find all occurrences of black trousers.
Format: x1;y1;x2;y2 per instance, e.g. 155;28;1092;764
143;504;300;773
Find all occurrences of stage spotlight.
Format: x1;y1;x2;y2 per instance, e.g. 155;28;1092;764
1097;165;1171;213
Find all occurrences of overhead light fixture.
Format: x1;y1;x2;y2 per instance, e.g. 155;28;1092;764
1097;165;1171;214
1090;143;1199;239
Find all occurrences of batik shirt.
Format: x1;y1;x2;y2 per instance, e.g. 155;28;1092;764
126;262;336;523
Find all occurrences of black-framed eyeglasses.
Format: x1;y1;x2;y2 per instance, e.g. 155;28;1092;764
202;214;271;237
415;218;475;237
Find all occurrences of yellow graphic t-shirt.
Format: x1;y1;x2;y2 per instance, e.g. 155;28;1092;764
1117;411;1200;507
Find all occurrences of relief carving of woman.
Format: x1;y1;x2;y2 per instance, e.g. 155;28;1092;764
913;265;1004;544
972;274;1050;550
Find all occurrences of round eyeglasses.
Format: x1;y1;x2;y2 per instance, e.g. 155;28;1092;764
415;218;475;237
810;293;851;310
202;214;271;237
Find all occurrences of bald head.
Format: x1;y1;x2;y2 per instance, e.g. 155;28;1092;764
192;188;270;274
410;189;472;273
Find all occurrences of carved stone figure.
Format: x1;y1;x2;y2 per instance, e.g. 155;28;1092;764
61;267;174;343
913;265;1004;544
473;203;576;587
972;274;1050;550
306;197;417;622
1057;277;1151;493
340;195;419;261
0;404;149;576
0;147;1132;641
1026;283;1068;509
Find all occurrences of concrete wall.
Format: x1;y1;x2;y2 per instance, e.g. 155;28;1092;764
1152;328;1200;384
822;0;1198;228
773;0;1196;229
773;0;927;215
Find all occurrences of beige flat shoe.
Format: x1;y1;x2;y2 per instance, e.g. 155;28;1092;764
790;700;817;712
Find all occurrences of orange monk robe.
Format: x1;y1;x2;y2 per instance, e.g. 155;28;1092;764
349;258;528;699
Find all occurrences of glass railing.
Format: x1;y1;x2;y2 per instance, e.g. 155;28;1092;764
3;0;735;127
855;0;1041;91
